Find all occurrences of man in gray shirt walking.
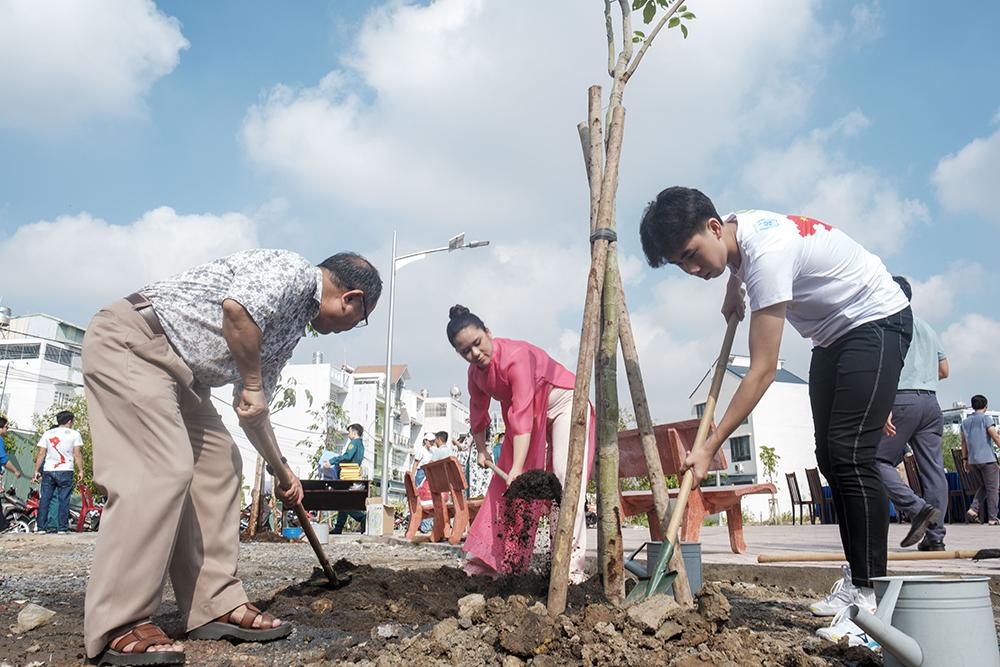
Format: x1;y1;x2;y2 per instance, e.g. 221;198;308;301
876;277;949;550
961;395;1000;525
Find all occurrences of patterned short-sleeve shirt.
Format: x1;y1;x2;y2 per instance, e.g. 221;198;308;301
142;249;322;400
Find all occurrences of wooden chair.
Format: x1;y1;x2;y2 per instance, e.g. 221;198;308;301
403;471;436;539
74;483;104;532
785;471;814;525
617;419;775;554
422;456;484;545
805;467;836;524
952;448;976;522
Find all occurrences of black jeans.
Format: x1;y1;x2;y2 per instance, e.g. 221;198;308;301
809;307;912;588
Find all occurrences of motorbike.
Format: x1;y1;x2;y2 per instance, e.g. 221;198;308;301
2;485;34;533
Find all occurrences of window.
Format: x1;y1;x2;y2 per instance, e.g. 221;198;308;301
0;344;41;360
54;390;71;406
425;402;448;418
729;436;752;462
44;345;78;367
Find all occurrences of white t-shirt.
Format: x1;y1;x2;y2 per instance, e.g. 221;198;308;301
730;210;908;347
429;444;456;462
36;427;83;473
413;445;434;469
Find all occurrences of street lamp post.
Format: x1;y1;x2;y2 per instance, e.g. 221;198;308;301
380;232;490;505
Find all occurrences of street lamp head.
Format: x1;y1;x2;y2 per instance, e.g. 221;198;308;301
466;240;490;248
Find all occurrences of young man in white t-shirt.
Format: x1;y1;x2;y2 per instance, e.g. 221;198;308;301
640;187;911;649
32;410;85;534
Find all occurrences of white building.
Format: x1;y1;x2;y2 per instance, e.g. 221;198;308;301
942;402;1000;434
422;388;471;442
0;310;85;427
688;354;816;521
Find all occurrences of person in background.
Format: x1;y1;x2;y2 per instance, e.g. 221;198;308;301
32;411;85;534
874;276;949;552
430;431;456;462
411;433;435;487
0;416;24;533
321;423;365;480
0;417;24;480
961;395;1000;525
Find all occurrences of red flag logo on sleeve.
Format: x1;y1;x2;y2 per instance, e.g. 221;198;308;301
789;215;832;237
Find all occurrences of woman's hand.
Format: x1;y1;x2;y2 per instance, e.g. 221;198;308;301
477;449;493;469
506;464;523;487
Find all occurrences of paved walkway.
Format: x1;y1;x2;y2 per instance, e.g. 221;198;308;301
588;523;1000;577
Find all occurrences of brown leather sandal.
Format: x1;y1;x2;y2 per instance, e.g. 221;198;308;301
187;603;291;642
88;622;184;666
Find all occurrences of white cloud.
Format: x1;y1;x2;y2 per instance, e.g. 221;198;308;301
741;111;929;255
905;263;987;324
0;0;188;131
241;0;828;239
932;114;1000;224
850;2;884;42
940;314;1000;407
2;207;257;317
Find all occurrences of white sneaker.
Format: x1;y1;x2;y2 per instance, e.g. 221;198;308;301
809;565;854;616
816;600;880;650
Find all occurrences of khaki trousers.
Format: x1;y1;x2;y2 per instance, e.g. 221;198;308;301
82;298;248;658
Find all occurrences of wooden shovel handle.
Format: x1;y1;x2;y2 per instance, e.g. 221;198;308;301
485;460;509;483
667;314;740;545
241;418;341;585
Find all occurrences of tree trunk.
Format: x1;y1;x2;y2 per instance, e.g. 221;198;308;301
247;455;265;538
548;104;626;616
596;245;624;606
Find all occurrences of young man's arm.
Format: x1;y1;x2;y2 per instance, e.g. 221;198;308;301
3;459;23;478
683;302;786;482
31;446;46;483
988;425;1000;449
961;430;970;472
938;358;949;380
73;447;85;482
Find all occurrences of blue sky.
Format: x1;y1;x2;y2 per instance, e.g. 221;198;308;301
2;0;998;418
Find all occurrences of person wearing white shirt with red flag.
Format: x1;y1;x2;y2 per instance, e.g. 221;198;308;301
32;410;85;534
640;187;911;650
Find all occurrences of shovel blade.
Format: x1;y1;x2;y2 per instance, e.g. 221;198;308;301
645;540;677;600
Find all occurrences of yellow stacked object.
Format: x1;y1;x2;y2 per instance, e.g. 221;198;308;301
339;463;362;480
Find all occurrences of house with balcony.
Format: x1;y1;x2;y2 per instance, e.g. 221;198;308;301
688;354;814;521
0;310;85;427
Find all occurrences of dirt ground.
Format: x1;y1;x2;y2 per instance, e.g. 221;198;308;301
0;531;972;666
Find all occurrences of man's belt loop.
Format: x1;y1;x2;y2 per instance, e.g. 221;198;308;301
124;292;165;337
590;228;617;244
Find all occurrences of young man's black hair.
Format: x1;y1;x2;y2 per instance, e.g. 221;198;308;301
972;395;988;410
56;410;74;426
639;186;723;268
348;423;364;437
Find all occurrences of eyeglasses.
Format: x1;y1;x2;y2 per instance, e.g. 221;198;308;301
354;291;369;329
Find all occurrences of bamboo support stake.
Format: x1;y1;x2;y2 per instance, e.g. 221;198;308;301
548;104;626;616
613;269;692;605
246;455;265;537
596;244;624;605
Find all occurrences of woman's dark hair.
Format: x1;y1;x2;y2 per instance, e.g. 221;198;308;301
971;395;988;410
639;186;722;268
0;416;7;429
348;423;364;437
318;252;383;306
447;305;487;345
56;410;74;426
892;275;912;302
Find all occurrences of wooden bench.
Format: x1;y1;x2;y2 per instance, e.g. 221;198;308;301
421;456;484;545
617;419;775;554
403;471;437;539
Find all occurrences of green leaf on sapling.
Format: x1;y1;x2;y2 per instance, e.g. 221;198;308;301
643;1;656;24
